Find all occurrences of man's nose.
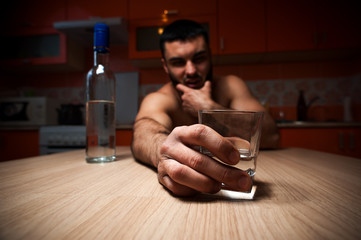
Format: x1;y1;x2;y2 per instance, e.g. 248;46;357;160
185;61;196;75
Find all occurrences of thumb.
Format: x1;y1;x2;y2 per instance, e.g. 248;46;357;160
201;81;212;92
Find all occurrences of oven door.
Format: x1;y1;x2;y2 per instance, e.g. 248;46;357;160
39;126;86;155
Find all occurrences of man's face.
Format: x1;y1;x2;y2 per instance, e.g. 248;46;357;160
162;35;212;89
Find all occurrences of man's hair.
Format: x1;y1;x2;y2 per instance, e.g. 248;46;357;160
159;19;209;58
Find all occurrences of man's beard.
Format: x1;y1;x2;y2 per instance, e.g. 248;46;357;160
169;64;213;89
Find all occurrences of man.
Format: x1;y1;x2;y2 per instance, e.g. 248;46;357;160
132;19;279;197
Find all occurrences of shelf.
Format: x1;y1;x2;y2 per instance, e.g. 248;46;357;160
54;17;128;47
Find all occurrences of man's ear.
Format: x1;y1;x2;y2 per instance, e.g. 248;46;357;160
161;58;169;74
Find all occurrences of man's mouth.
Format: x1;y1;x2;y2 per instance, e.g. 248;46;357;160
185;77;203;89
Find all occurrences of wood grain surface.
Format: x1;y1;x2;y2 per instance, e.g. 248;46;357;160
0;147;360;239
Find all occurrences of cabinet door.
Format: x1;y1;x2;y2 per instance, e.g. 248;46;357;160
316;0;361;49
279;128;361;158
129;16;218;59
266;0;317;52
218;0;266;54
0;130;39;161
0;27;84;72
129;0;216;20
67;0;128;20
116;130;133;146
1;28;66;66
342;128;361;158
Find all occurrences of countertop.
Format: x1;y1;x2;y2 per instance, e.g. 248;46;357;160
0;147;360;239
277;121;361;128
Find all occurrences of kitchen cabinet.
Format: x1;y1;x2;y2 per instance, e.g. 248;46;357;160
66;0;128;20
279;127;361;158
0;130;39;161
266;0;361;52
218;0;266;54
1;0;66;30
0;27;84;72
266;0;317;52
316;0;361;49
1;0;84;72
128;0;217;60
129;16;218;60
128;0;216;20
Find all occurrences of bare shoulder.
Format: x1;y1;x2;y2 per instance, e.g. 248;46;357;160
216;74;247;88
213;75;262;110
137;83;179;117
212;75;249;97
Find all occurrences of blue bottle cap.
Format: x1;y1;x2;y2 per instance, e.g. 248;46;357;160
94;23;109;52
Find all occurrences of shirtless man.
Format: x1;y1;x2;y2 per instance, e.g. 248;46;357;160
132;19;279;197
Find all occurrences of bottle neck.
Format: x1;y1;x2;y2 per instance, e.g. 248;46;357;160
93;47;110;67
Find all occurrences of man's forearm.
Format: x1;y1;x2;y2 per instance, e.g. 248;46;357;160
131;118;170;167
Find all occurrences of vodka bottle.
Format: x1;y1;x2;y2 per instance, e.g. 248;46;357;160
85;23;116;163
297;90;307;121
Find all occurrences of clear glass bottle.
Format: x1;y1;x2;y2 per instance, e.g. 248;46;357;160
85;23;116;163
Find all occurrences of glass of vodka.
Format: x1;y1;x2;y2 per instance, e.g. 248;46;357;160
198;110;264;191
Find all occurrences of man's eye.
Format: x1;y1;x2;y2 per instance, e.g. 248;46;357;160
193;56;207;64
170;61;185;67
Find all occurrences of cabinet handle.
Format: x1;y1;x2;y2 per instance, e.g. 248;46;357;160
339;132;344;150
164;10;178;15
220;37;224;50
349;133;355;150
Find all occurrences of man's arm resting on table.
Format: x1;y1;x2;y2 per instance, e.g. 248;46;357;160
131;117;170;168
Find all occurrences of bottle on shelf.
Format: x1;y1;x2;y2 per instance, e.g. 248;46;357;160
85;23;116;163
297;90;307;121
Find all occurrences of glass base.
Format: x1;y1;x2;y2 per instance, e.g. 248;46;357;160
86;155;116;164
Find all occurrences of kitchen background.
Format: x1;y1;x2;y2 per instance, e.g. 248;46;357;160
0;0;360;160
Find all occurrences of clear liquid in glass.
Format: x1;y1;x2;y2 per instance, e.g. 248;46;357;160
202;148;256;177
86;100;116;163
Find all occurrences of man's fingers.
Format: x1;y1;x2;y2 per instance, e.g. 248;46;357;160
158;158;221;196
173;125;240;165
161;125;252;193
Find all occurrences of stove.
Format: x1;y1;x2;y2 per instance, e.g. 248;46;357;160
39;126;86;155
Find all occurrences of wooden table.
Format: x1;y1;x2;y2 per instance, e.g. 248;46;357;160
0;147;360;239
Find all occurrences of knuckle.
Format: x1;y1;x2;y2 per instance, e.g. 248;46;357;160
168;164;187;181
188;153;204;170
190;124;208;140
160;141;171;155
219;167;234;183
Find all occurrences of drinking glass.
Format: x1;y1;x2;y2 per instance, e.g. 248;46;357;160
198;110;263;195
